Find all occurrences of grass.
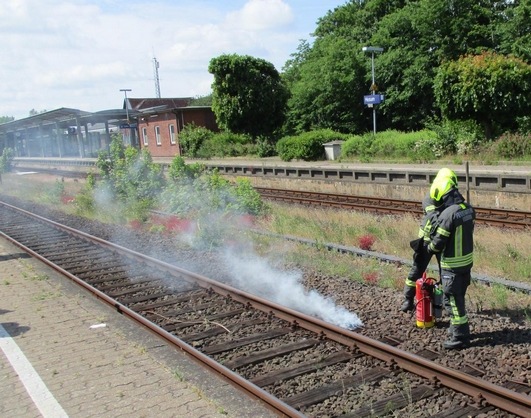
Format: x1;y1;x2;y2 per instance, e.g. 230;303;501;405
20;261;50;281
256;203;531;315
32;291;59;301
1;172;530;314
172;369;184;382
258;203;531;285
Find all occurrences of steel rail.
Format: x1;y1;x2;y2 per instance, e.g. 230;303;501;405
256;187;531;229
1;201;530;417
0;201;303;418
8;162;529;227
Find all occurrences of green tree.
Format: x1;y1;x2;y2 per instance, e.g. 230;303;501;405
0;116;14;124
282;39;311;88
434;51;531;138
208;54;289;138
284;36;367;134
283;0;407;134
496;0;531;62
190;94;213;106
371;0;504;131
283;0;527;134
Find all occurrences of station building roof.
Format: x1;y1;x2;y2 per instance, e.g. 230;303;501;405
0;98;210;135
0;107;139;135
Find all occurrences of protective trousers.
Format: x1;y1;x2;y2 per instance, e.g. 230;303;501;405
441;270;471;339
403;239;434;299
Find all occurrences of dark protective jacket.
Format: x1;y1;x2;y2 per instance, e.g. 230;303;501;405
419;194;438;242
405;194;440;286
428;189;475;273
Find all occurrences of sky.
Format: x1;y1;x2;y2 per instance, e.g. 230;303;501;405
1;0;347;120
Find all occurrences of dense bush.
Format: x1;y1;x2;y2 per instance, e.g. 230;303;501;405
331;126;530;163
161;159;266;217
427;119;484;156
95;134;165;221
490;132;531;159
0;147;14;173
232;177;265;215
277;129;347;161
167;156;205;181
255;135;277;158
197;131;254;158
179;123;214;157
342;130;438;162
371;130;431;158
340;135;373;159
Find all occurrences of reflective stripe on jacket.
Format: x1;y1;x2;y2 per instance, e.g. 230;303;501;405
419;195;438;242
428;200;475;272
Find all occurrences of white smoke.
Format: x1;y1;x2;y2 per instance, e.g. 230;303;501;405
221;246;363;330
87;158;363;330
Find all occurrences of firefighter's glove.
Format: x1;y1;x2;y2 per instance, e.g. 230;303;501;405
413;250;425;263
409;238;423;252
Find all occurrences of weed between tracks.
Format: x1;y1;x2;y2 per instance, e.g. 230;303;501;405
257;204;531;317
1;172;530;317
261;203;531;285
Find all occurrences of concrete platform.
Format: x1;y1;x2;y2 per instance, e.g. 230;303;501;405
0;237;278;418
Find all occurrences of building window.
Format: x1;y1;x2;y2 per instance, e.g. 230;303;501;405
142;127;148;146
169;124;176;145
155;126;161;146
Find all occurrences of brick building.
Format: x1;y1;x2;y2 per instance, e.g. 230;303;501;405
128;98;218;158
0;99;218;159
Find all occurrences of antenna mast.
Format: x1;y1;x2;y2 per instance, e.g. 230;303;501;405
153;56;161;98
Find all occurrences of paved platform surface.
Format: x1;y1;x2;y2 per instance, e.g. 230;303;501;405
0;237;278;418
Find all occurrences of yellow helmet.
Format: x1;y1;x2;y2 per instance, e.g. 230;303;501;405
430;168;458;201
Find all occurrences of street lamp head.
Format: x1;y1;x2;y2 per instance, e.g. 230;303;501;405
362;46;384;53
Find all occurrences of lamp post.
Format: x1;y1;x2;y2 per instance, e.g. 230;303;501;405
119;89;132;121
362;46;383;135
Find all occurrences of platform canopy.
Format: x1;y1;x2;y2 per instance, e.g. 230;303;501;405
0;107;142;135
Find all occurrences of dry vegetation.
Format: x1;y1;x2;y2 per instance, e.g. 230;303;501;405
259;204;531;285
1;172;530;314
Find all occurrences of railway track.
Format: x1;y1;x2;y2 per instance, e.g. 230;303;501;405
255;187;531;229
1;200;529;417
8;165;530;229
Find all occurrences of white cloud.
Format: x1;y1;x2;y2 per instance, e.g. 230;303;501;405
35;62;129;88
0;0;337;119
225;0;293;31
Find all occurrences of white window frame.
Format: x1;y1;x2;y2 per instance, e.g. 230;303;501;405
155;126;161;146
169;124;176;145
142;127;148;146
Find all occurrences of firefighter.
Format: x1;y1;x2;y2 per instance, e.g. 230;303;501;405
400;168;458;313
427;170;475;349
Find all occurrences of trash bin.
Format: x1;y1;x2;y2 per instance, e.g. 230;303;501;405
323;141;344;161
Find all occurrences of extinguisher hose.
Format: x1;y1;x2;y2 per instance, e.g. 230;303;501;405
436;253;442;285
411;296;431;318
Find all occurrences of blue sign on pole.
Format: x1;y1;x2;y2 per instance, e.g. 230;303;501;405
363;94;384;105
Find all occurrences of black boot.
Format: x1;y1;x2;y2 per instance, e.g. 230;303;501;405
401;283;416;312
444;323;470;349
401;298;414;312
447;324;454;335
443;336;470;349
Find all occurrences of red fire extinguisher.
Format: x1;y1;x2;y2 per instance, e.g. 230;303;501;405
416;272;436;328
